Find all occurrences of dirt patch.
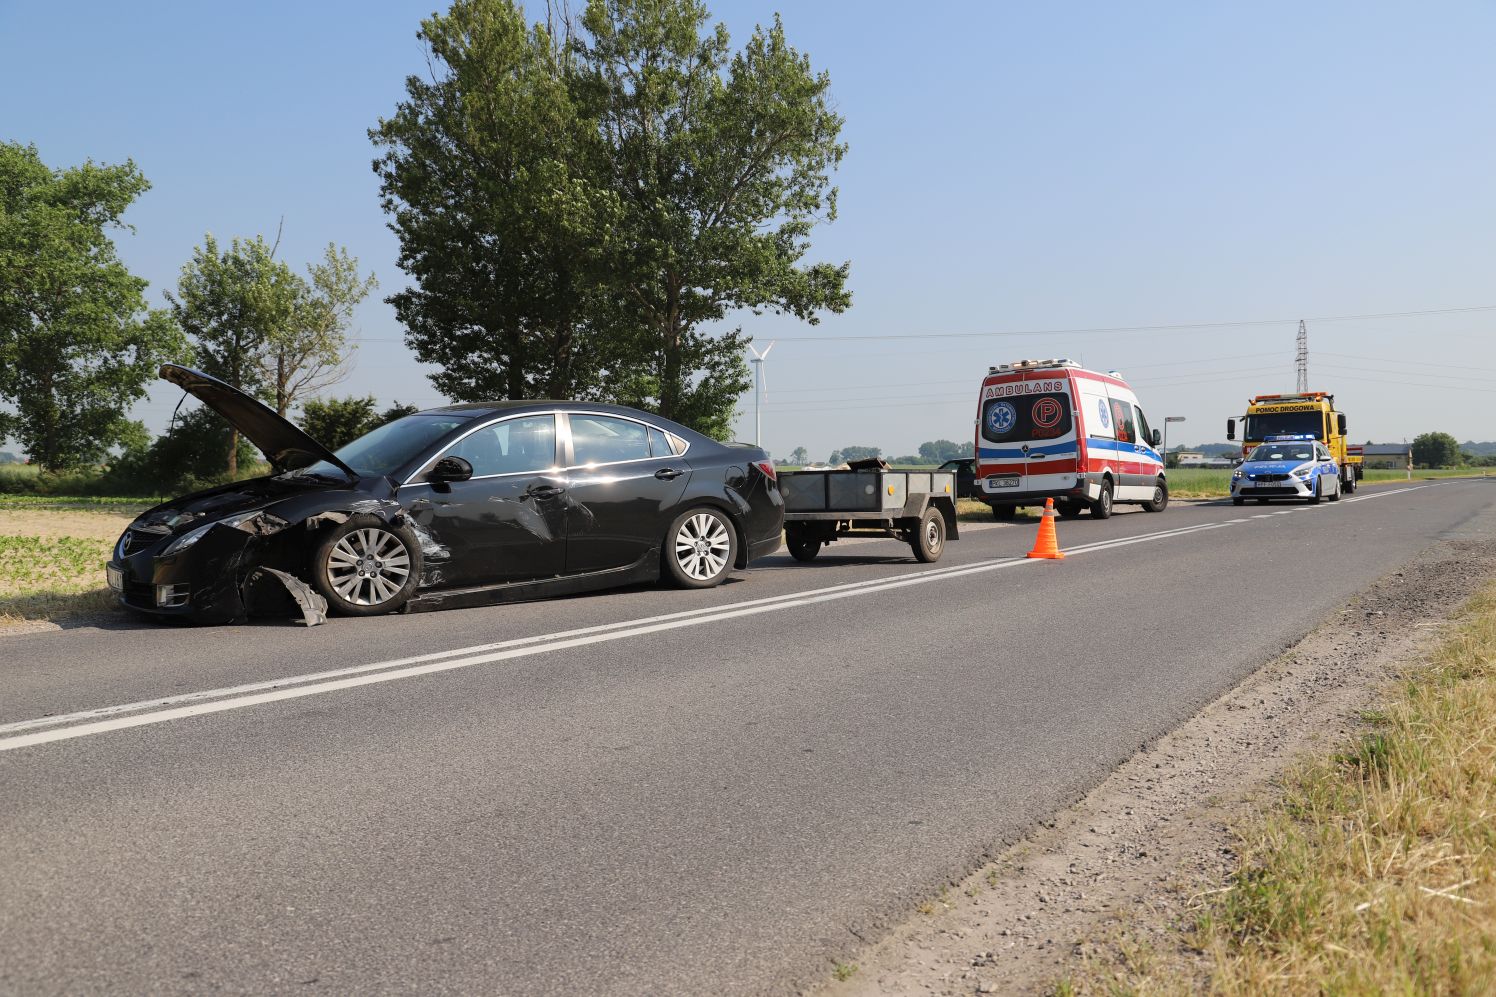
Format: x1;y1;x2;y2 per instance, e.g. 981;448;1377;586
818;538;1496;996
0;509;131;541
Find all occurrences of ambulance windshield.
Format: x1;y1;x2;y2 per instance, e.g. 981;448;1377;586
1244;412;1323;440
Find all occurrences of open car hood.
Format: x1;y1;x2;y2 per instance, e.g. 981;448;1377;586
159;364;357;478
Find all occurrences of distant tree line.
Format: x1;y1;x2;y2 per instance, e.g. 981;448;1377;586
778;440;974;466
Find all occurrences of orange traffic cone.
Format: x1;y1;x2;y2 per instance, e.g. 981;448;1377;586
1026;498;1065;560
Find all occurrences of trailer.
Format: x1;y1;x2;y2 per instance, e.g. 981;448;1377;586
779;467;960;563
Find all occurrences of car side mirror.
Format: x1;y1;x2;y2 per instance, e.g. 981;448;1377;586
1226;418;1236;441
1150;429;1162;447
430;455;473;482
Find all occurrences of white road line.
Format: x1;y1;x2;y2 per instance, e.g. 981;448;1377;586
0;485;1437;753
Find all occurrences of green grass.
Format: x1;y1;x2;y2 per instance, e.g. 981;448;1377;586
0;534;116;625
0;494;163;513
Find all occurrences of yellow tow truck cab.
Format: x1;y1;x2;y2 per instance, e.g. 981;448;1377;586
1226;392;1363;493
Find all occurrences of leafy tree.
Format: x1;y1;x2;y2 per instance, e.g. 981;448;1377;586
582;0;851;433
1411;432;1461;468
257;244;376;418
106;405;259;495
372;0;622;403
917;439;968;463
0;143;186;469
788;446;808;465
837;445;880;462
827;450;841;464
300;396;423;451
168;234;304;477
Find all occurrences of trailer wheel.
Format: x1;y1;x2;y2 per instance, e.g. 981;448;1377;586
786;536;821;562
911;508;945;563
1090;480;1114;520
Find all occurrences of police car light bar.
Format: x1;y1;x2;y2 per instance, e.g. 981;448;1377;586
1264;434;1316;441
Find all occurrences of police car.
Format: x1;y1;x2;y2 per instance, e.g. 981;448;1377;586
1230;434;1342;506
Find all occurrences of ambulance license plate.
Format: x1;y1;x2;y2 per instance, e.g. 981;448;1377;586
989;476;1020;488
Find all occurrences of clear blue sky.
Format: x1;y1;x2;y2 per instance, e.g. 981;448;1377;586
4;0;1494;459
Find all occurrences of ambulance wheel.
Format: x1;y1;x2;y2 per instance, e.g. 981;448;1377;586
787;536;821;562
1232;497;1245;506
1142;480;1169;512
911;508;945;563
1057;501;1084;519
1090;481;1114;520
992;504;1017;520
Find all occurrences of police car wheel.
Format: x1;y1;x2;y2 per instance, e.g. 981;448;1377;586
1232;497;1245;506
1308;479;1321;504
1328;482;1341;502
1090;481;1113;520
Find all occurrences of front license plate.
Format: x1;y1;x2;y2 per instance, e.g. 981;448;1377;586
989;476;1020;488
106;565;123;592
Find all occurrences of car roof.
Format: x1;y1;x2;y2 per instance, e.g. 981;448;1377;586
418;400;671;419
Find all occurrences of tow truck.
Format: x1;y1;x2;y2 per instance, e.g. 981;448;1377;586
1226;391;1362;494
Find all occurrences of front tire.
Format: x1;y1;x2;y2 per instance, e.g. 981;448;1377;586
1091;480;1114;520
1232;497;1245;506
665;507;737;588
312;516;421;617
1328;476;1341;502
912;508;945;563
1309;479;1322;504
1142;480;1169;512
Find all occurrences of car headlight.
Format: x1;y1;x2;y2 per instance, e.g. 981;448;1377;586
162;509;278;555
1231;469;1243;480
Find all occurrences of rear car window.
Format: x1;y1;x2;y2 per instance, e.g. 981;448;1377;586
980;393;1073;444
571;416;652;465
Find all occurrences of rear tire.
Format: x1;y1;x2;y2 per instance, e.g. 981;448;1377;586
911;508;945;563
1328;477;1341;502
1090;480;1114;519
1142;480;1169;513
665;507;737;589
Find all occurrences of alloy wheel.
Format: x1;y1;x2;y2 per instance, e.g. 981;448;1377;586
674;513;731;582
326;528;412;606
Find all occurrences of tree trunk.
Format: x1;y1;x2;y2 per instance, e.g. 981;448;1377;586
659;315;682;420
227;428;238;479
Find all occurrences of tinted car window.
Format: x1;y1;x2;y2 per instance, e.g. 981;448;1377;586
304;414;471;477
571;416;652;465
446;415;556;476
648;427;673;458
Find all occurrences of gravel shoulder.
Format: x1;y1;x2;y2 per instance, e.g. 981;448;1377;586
818;534;1496;996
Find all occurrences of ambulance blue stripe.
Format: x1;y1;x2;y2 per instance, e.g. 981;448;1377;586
978;442;1078;459
1084;437;1161;460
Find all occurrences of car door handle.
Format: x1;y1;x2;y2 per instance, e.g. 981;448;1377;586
1028;453;1047;460
654;467;684;480
526;485;565;498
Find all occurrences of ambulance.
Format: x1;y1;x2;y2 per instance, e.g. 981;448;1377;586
975;359;1167;520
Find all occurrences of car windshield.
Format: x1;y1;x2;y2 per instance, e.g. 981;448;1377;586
1249;443;1314;462
1244;411;1323;440
295;414;473;478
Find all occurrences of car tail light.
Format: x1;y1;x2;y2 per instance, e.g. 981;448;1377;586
753;460;777;482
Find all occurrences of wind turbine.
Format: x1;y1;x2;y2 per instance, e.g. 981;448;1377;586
748;341;775;448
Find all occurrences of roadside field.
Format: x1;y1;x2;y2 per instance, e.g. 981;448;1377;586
0;505;134;628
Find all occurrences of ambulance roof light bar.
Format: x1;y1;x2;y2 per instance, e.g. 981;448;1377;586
988;358;1080;373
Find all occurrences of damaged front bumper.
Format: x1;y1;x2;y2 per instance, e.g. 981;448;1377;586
108;513;326;626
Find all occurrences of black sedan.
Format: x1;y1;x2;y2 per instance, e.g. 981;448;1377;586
108;365;784;623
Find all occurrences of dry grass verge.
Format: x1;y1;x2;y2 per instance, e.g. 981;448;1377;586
1080;584;1496;995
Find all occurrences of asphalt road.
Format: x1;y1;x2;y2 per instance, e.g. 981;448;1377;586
3;480;1495;995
